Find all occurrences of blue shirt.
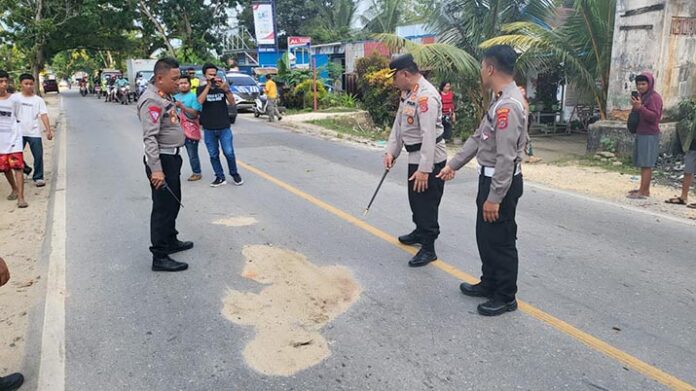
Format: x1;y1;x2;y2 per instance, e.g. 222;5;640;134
174;91;202;116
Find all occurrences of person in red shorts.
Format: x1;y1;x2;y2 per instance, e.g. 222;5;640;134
0;70;27;208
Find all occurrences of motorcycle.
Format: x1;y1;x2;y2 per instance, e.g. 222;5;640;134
79;83;88;97
117;85;130;105
94;84;101;98
136;82;146;101
253;94;268;118
105;85;117;103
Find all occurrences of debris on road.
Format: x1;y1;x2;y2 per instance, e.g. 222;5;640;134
222;245;361;376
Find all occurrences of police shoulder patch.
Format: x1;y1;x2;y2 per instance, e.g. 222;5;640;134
496;107;510;130
418;96;429;113
148;105;162;123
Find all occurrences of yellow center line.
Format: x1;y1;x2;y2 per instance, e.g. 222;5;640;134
237;160;695;391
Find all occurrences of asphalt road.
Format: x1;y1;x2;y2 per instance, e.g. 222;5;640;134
30;91;696;390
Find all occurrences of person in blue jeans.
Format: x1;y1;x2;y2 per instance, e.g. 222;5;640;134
174;75;203;181
196;63;243;187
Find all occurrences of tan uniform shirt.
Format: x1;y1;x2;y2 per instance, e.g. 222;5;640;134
138;83;185;172
386;76;447;173
448;82;529;203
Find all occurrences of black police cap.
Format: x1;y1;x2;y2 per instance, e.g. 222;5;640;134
388;53;418;76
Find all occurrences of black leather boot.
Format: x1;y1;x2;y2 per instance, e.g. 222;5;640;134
398;231;421;246
0;372;24;391
152;255;188;272
477;298;518;316
408;247;437;267
165;240;194;255
459;282;493;298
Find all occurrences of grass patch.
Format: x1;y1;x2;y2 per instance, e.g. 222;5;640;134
284;107;360;115
307;116;389;141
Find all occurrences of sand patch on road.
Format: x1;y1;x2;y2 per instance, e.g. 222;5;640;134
213;216;258;227
222;245;361;376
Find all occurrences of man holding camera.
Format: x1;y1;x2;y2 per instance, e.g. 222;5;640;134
196;64;243;187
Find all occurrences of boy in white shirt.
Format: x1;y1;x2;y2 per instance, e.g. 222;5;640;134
16;73;52;187
0;70;27;208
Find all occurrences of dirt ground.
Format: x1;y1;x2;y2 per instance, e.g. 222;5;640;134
0;93;60;374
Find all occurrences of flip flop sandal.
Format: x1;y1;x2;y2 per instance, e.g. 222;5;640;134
7;193;18;201
665;197;687;205
687;203;696;209
628;189;640;194
17;201;28;208
626;193;648;200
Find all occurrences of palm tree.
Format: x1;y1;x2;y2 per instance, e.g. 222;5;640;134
316;0;357;32
373;33;480;79
481;0;616;118
430;0;557;55
361;0;402;34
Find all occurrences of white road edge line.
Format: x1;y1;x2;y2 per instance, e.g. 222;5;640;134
37;96;67;391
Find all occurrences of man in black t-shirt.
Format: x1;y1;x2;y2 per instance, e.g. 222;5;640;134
196;63;243;187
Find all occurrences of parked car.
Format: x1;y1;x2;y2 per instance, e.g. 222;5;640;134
43;79;59;94
226;72;260;113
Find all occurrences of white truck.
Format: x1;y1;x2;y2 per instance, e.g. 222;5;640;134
126;59;157;90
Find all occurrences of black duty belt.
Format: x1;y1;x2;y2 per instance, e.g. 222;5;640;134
405;136;444;152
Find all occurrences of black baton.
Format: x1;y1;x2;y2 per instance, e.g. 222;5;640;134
162;182;184;208
363;168;390;216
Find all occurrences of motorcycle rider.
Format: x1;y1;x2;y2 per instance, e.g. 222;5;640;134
105;75;117;102
115;75;130;103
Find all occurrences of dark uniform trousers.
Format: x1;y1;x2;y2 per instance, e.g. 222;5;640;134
408;161;446;250
144;153;183;257
476;173;523;302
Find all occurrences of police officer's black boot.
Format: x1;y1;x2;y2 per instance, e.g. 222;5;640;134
477;298;518;316
152;255;188;272
408;243;437;267
165;240;194;255
0;372;24;391
459;282;493;298
398;230;421;246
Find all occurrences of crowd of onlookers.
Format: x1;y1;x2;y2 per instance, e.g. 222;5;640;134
0;70;53;210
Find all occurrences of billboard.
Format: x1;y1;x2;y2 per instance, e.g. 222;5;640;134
252;2;276;46
288;36;311;48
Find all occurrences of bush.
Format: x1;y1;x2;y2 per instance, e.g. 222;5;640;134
319;93;360;109
291;79;328;109
355;53;389;80
360;68;400;127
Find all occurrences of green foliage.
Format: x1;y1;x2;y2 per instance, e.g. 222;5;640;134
0;45;29;77
599;136;617;153
290;79;328;109
319;93;360;109
482;0;617;118
50;50;101;79
360;68;400;127
355;52;389;79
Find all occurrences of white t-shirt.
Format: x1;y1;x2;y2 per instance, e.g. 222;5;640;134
15;93;48;138
0;94;22;154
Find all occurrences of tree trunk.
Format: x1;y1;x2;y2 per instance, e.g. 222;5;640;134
138;0;176;57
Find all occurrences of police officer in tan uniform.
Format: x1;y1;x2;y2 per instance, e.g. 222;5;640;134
437;45;529;316
385;54;447;267
139;58;193;272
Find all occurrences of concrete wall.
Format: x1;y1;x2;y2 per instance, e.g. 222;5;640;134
587;121;678;157
607;0;696;118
